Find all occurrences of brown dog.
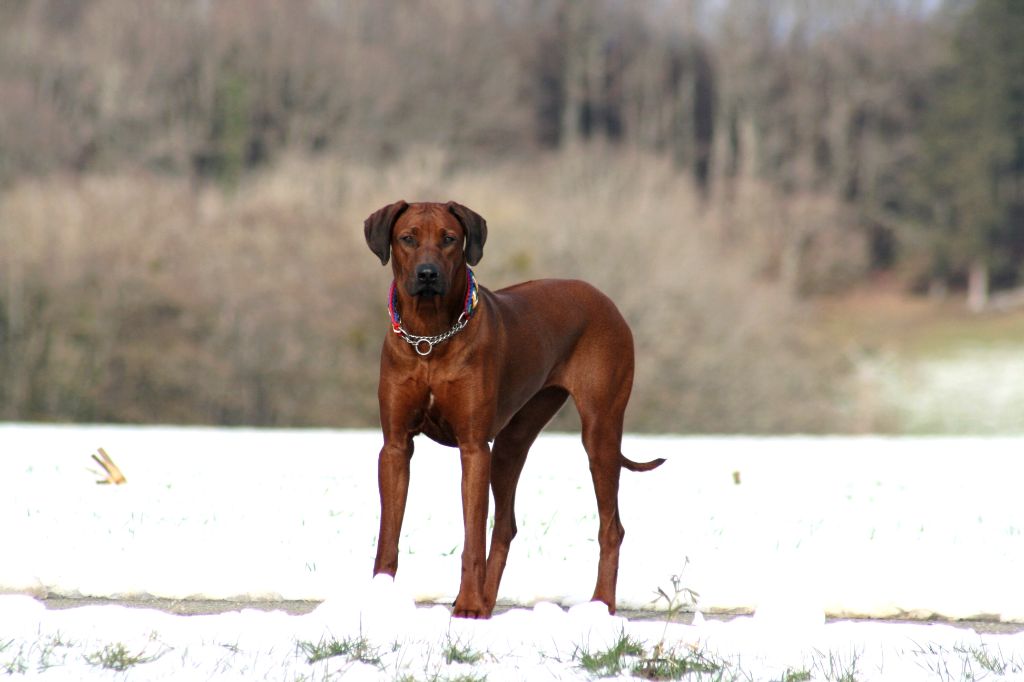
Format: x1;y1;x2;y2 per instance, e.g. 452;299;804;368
364;200;664;618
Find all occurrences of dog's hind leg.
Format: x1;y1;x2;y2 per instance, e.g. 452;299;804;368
568;334;635;614
578;407;628;614
483;386;569;612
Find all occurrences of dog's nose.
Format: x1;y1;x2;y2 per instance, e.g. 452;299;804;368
416;263;440;284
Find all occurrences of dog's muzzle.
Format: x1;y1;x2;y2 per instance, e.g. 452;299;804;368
412;263;445;296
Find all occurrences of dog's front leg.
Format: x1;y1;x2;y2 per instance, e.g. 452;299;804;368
452;439;492;618
373;435;414;577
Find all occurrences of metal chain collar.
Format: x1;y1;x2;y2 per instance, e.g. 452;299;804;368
387;268;479;356
392;311;470;356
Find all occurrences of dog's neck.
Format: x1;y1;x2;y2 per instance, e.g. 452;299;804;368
399;292;465;337
390;266;475;338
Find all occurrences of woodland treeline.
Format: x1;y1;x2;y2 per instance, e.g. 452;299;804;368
1;0;1022;431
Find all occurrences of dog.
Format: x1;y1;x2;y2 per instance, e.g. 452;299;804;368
364;200;664;618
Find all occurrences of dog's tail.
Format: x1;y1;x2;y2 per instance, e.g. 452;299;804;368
620;454;666;472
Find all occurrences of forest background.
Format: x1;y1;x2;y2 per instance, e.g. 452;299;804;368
1;0;1022;434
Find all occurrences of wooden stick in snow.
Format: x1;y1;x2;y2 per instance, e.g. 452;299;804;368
92;448;127;485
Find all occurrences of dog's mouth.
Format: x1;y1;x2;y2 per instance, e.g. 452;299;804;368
410;280;446;298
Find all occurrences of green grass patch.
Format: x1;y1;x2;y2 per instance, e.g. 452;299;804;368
958;642;1024;675
84;642;164;671
574;629;725;680
442;634;484;665
298;635;382;667
633;646;722;680
2;634;78;674
776;669;813;682
575;630;646;677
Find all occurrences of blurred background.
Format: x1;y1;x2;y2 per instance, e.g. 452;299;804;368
0;0;1021;434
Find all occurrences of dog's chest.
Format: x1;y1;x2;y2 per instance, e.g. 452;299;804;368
416;390;459;447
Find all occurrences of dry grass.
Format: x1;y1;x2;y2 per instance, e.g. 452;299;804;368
0;148;852;432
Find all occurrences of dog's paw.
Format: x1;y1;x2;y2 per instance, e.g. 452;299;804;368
452;608;489;619
452;596;491;619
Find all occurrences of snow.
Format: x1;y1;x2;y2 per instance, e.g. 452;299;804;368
2;424;1024;680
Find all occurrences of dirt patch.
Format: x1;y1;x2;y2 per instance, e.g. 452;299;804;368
40;595;321;617
36;596;1024;635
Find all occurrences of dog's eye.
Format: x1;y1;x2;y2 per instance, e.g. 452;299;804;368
399;235;415;246
442;234;457;245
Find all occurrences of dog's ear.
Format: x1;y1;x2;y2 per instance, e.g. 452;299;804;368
363;201;409;265
446;201;487;266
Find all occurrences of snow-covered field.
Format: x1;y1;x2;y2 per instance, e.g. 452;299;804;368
2;424;1024;680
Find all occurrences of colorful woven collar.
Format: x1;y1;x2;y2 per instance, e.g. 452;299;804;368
387;267;479;356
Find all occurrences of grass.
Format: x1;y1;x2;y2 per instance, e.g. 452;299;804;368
958;642;1024;676
1;633;79;674
35;632;74;672
821;288;1024;358
810;648;861;682
589;567;727;681
574;629;725;681
4;623;1024;681
84;641;166;671
652;562;700;637
633;646;723;680
297;634;383;667
1;640;27;676
292;636;480;682
913;641;1024;681
574;630;647;677
442;634;484;665
399;637;489;682
820;288;1024;433
5;585;1024;682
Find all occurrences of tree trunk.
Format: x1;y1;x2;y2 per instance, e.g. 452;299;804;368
967;258;989;313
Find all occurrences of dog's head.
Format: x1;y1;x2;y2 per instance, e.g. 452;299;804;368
364;201;487;298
